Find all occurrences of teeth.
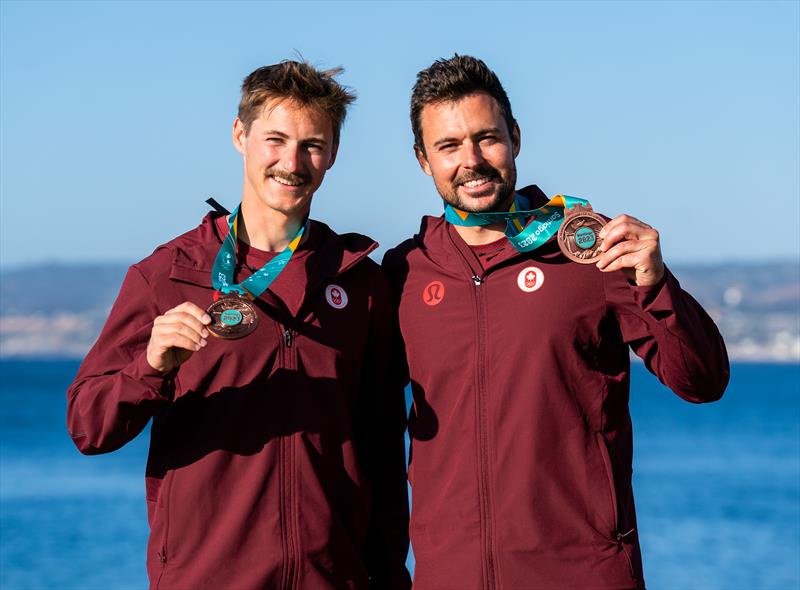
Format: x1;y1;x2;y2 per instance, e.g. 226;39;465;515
272;176;302;186
463;177;489;188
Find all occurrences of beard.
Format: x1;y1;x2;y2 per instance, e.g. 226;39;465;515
436;162;517;213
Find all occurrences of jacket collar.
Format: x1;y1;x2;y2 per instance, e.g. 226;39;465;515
168;212;378;291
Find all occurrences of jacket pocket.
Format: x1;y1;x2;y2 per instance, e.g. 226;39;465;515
594;434;640;585
147;470;176;589
594;432;619;536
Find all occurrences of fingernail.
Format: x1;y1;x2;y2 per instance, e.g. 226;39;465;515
202;314;212;323
194;344;201;351
598;229;606;238
200;339;207;347
201;329;209;338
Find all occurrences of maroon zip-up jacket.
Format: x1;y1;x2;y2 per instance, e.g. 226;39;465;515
383;185;729;590
67;213;411;590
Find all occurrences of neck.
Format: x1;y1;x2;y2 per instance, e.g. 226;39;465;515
237;198;309;252
454;223;508;246
452;192;516;246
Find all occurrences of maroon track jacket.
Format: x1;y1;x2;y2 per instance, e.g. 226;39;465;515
383;185;729;590
67;213;411;590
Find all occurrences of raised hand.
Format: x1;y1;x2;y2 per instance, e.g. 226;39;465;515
146;302;212;373
596;214;665;287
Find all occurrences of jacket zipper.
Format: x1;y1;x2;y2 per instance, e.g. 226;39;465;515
278;322;300;590
288;327;301;590
269;271;355;589
471;273;497;590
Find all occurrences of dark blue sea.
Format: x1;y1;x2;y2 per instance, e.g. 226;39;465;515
1;361;798;590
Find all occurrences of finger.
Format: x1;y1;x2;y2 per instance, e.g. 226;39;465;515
600;219;656;244
599;221;658;251
153;332;205;353
152;322;208;348
158;311;210;338
165;301;212;324
596;239;651;269
598;214;651;242
599;214;650;237
597;251;641;274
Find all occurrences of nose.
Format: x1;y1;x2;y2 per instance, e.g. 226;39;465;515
462;140;485;168
281;142;303;173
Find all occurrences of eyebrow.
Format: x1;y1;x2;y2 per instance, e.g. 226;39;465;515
262;130;329;145
262;130;289;139
432;127;503;149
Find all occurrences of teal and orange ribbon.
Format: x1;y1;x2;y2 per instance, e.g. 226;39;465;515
211;203;306;299
444;193;589;252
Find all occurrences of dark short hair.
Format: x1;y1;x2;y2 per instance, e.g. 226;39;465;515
410;55;516;153
238;60;356;145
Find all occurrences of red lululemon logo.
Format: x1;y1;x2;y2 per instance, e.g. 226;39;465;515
517;267;544;293
423;281;445;306
325;284;348;309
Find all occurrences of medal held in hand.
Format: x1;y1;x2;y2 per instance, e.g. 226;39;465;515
556;204;607;264
206;202;306;339
206;294;259;339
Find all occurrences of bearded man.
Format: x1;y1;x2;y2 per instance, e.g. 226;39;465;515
383;55;728;590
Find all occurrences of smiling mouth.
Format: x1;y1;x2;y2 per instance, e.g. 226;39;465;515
269;174;305;187
461;176;493;188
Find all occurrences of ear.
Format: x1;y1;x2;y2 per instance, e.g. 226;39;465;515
327;141;338;170
511;121;521;158
414;145;433;176
232;118;247;155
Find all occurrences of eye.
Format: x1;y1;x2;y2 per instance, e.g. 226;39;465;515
438;143;457;152
266;137;284;145
304;142;324;153
479;134;498;144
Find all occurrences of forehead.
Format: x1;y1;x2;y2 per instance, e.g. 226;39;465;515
419;92;506;142
251;99;333;137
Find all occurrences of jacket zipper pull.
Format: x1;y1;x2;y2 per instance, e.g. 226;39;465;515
472;275;484;286
284;329;293;348
616;527;636;542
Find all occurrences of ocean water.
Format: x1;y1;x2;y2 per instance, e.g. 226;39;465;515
1;361;798;590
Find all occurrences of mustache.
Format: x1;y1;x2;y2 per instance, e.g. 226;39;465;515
266;168;310;185
453;164;501;186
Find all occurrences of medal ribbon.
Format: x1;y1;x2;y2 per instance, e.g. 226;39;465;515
211;203;306;299
444;193;589;252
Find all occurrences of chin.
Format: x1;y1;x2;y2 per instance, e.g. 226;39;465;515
455;194;507;213
258;193;312;216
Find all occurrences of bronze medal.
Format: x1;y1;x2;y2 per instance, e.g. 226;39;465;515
557;204;607;264
206;295;258;339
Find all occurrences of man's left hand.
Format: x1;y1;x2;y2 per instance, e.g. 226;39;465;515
596;214;665;287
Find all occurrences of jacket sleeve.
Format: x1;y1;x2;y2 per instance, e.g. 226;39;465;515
67;264;173;455
355;268;412;590
604;266;730;403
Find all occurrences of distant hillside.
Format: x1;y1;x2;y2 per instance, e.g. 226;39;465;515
669;263;799;314
1;260;798;361
0;262;131;357
0;263;129;315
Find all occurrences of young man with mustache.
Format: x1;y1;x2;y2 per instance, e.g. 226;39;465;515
383;55;728;589
68;61;411;590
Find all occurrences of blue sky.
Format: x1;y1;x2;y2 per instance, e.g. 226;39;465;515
1;0;798;267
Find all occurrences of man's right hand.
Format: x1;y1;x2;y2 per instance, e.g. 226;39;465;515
146;302;212;373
